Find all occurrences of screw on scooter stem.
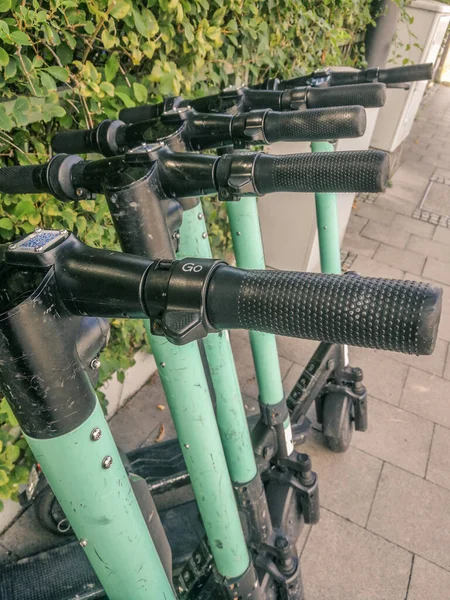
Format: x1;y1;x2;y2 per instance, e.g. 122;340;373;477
51;105;368;156
270;62;434;89
1;231;442;355
0;145;390;204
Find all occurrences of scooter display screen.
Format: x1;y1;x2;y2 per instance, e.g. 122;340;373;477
12;229;68;253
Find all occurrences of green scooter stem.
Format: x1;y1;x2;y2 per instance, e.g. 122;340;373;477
146;328;251;579
226;197;294;456
311;141;341;275
25;402;176;600
177;205;258;485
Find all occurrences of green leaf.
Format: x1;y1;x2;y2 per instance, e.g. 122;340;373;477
108;0;132;20
14;198;35;218
0;470;8;487
101;29;117;50
9;465;29;485
4;56;16;79
132;82;148;103
39;71;57;91
45;66;70;82
56;43;73;66
100;81;115;96
0;217;13;230
0;0;11;12
105;53;119;82
9;30;32;46
0;47;8;67
0;106;13;131
4;444;20;464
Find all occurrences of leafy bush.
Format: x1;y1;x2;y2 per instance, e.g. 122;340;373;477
0;0;374;508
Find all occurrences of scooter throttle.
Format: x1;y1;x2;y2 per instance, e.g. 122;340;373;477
262;105;366;142
206;267;442;355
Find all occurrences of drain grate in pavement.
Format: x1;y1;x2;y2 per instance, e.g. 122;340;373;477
413;169;450;227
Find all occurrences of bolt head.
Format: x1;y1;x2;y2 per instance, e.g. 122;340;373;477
34;246;44;253
276;536;289;550
160;362;166;368
90;427;102;441
197;213;203;220
79;539;88;547
76;188;84;197
35;227;42;233
90;358;101;370
102;456;113;469
202;232;207;239
8;243;16;250
236;231;241;236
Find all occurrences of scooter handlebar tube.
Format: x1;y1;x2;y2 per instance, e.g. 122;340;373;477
329;63;434;86
1;233;442;355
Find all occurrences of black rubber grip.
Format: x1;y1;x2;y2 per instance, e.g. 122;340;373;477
52;129;93;154
207;268;442;355
253;150;389;194
119;103;164;123
0;165;46;194
264;106;366;143
306;83;386;109
378;63;433;84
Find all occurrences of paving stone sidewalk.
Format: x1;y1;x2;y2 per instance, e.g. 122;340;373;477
1;85;450;600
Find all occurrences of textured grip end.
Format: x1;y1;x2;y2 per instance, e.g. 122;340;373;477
307;83;386;109
51;130;91;154
0;165;44;195
416;282;442;355
379;63;433;84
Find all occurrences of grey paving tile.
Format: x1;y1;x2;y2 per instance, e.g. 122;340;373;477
361;220;410;249
352;396;434;477
389;160;435;202
423;257;450;286
345;214;368;235
401;367;450;428
351;254;405;279
382;338;448;378
444;347;450;380
297;523;311;556
407;235;450;262
433;226;450;247
375;192;417;217
407;556;450;600
302;430;382;526
349;346;409;406
275;335;319;367
392;213;436;239
0;506;72;559
426;425;450;491
368;463;450;570
342;231;380;258
373;244;425;275
354;202;397;225
109;375;176;452
303;508;412;600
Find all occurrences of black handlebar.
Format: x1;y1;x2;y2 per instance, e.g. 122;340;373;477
305;83;386;109
0;147;389;201
1;233;442;355
51;105;368;157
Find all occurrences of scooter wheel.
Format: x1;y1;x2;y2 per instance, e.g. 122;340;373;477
34;485;73;536
322;392;353;453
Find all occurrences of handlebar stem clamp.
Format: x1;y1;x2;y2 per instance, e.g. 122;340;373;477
216;153;259;201
144;257;224;345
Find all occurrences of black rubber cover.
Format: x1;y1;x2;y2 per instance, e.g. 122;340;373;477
52;129;92;154
0;165;46;194
119;102;165;123
263;105;366;143
306;83;386;109
253;150;389;194
206;268;442;355
378;63;433;84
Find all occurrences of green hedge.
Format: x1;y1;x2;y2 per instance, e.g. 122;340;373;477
0;0;374;509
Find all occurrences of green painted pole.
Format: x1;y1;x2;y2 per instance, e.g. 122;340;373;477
25;402;176;600
226;198;284;407
146;327;250;579
176;204;257;485
311;141;341;275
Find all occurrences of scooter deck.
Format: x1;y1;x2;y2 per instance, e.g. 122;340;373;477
0;500;213;600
